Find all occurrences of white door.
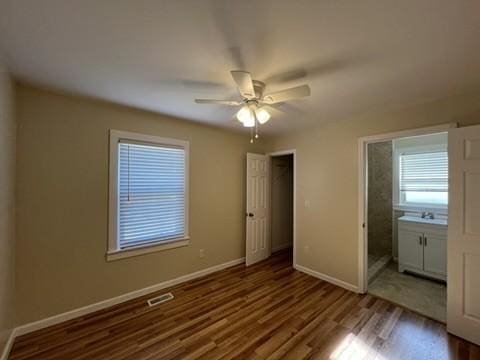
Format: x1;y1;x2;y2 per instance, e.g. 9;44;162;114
423;231;447;277
398;229;424;272
246;153;270;266
448;125;480;345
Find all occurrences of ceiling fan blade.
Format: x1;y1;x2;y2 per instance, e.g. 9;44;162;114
195;99;242;106
262;105;286;117
262;85;311;104
231;71;256;99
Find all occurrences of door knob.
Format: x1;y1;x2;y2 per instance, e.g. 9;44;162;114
247;213;254;217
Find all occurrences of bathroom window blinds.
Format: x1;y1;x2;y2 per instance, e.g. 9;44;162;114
399;151;448;206
118;141;186;249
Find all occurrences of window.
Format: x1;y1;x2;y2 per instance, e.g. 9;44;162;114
396;148;448;209
108;130;189;260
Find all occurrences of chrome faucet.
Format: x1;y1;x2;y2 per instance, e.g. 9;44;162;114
421;212;434;219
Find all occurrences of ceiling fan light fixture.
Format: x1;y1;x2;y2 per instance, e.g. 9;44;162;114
242;115;255;127
194;70;311;139
255;108;271;124
236;105;255;127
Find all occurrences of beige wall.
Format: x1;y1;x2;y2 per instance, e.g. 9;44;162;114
271;155;293;252
0;62;15;350
267;90;480;287
15;84;265;324
13;81;480;325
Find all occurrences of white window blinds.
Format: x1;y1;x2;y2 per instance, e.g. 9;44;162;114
399;150;448;206
118;141;186;249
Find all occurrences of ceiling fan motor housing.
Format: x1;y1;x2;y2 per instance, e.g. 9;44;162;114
252;80;266;100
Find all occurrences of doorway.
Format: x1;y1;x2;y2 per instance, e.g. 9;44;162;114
245;150;296;267
359;125;452;323
270;153;294;263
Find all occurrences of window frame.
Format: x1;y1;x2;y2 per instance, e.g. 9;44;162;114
107;129;190;261
393;143;448;214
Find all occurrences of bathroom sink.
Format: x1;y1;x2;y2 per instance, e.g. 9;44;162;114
398;215;447;226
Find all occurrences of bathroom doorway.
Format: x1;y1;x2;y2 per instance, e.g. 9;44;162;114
360;125;451;323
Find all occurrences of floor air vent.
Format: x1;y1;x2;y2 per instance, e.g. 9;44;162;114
147;292;174;307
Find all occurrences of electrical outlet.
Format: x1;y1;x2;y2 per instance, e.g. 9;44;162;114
199;249;205;258
304;200;311;208
304;245;310;252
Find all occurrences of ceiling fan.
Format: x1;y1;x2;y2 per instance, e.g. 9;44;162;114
195;70;311;142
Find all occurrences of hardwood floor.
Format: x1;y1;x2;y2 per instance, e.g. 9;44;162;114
9;251;480;359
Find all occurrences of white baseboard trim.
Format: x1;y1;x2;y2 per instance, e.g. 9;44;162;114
0;329;15;360
294;264;359;293
271;243;292;253
13;257;245;339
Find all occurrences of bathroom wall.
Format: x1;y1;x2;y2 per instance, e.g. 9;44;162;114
271;155;293;252
367;141;393;257
393;132;448;152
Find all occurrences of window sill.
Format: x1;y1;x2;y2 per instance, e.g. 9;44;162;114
106;237;190;262
393;204;447;214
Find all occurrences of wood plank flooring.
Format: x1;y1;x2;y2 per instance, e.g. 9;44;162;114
9;251;480;359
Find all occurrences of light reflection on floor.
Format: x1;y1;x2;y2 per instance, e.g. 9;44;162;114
329;332;387;360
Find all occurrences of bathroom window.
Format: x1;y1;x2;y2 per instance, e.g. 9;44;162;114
395;147;448;210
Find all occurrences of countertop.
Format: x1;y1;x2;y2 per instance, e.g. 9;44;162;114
398;215;448;226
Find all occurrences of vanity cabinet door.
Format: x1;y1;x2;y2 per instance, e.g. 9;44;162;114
398;229;424;271
423;231;447;277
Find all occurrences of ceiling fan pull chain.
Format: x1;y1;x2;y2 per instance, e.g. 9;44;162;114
250;127;254;143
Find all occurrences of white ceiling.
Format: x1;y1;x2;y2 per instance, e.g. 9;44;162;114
1;0;480;135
